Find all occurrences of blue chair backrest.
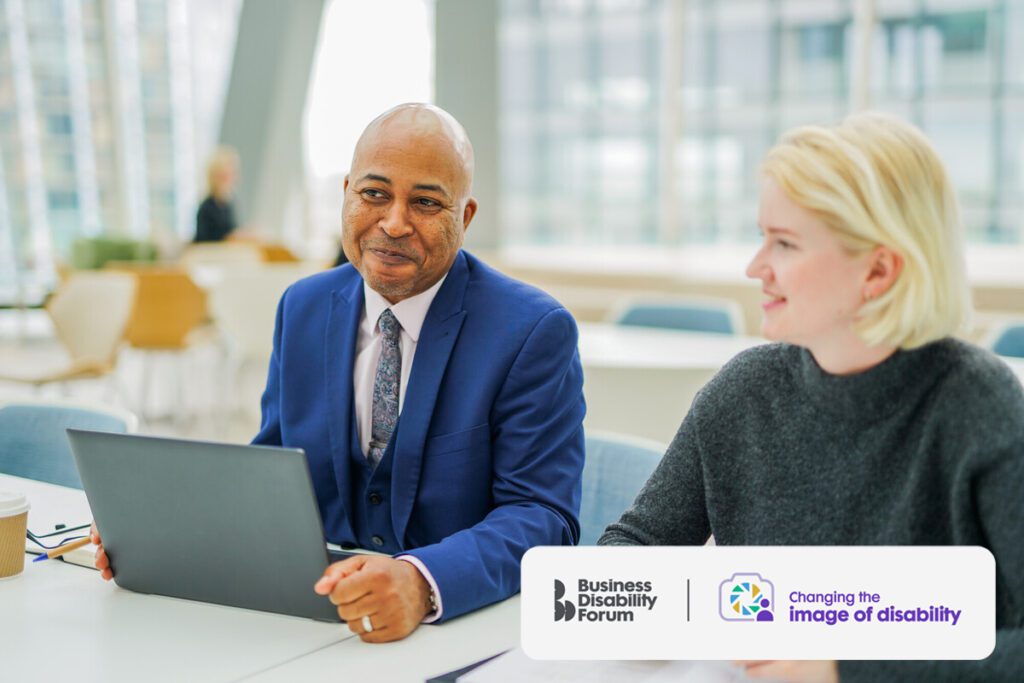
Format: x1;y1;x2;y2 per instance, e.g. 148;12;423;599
580;434;664;545
617;304;736;335
0;404;131;488
993;325;1024;359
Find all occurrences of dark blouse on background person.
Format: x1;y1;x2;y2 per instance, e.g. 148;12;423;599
193;196;237;243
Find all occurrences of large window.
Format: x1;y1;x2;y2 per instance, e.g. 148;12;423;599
303;0;434;258
0;0;241;302
500;0;1024;250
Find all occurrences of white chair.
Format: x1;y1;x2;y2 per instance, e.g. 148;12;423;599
207;263;321;417
179;242;263;268
0;271;137;390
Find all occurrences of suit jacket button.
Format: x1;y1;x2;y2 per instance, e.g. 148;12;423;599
369;492;383;505
371;535;385;547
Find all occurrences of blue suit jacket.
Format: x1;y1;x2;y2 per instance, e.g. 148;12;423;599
253;250;585;620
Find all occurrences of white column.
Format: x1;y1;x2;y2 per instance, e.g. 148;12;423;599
63;0;102;236
218;0;324;238
850;0;877;111
658;0;686;245
0;137;19;298
167;0;197;241
6;0;56;285
434;0;500;252
104;0;150;238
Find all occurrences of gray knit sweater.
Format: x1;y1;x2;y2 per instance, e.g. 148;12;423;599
599;338;1024;682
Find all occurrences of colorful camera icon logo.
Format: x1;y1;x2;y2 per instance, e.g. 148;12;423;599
719;572;775;622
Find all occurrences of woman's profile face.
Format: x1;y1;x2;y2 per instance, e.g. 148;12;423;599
746;179;872;355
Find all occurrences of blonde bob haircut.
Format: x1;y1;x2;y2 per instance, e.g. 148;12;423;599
206;145;239;197
761;111;970;349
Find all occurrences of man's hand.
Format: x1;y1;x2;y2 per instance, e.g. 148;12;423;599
314;555;432;643
735;660;839;683
89;522;114;581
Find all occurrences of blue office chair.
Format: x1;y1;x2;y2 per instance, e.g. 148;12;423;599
991;324;1024;359
0;401;138;488
580;432;665;545
612;297;744;335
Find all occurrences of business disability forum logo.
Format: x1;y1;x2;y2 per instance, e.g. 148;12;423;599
554;578;659;623
720;572;776;622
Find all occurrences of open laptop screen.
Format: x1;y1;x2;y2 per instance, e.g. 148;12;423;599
67;429;344;622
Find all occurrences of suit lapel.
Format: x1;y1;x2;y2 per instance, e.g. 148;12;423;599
325;274;364;531
391;252;469;544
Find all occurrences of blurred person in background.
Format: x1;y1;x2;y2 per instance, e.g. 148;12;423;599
194;146;240;243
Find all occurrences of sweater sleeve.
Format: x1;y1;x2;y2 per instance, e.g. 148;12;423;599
598;398;711;546
840;408;1024;682
839;632;1024;683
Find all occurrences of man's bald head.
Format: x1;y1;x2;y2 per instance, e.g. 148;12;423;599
352;103;474;201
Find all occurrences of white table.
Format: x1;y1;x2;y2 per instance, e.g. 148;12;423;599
577;322;763;371
577;323;765;443
247;597;519;683
576;325;1024;444
0;474;517;683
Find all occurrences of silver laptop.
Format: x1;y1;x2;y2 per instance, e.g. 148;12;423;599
67;430;351;622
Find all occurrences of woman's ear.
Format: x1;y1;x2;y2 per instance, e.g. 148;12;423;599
863;246;903;301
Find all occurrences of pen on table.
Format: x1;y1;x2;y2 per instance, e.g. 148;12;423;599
32;536;93;563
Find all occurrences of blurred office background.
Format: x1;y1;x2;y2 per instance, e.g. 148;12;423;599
1;0;1023;445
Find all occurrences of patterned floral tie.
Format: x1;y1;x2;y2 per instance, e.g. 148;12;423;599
369;309;401;467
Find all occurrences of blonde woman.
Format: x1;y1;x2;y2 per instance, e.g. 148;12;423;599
194;146;240;242
600;113;1024;682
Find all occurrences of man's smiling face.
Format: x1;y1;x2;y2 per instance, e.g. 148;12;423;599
341;107;477;304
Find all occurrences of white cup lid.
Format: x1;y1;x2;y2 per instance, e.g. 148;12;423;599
0;491;30;518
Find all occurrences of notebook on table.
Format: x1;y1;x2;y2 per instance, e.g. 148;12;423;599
66;430;354;622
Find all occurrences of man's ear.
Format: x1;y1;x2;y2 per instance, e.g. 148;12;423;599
864;245;903;299
462;198;478;231
343;174;350;192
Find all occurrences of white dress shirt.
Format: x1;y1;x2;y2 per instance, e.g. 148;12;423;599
352;275;447;622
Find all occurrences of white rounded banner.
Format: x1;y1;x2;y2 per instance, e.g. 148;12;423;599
521;546;995;660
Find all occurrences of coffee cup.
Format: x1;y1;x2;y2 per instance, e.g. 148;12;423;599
0;491;30;579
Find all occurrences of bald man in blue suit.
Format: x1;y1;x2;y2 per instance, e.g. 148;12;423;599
253;104;585;642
